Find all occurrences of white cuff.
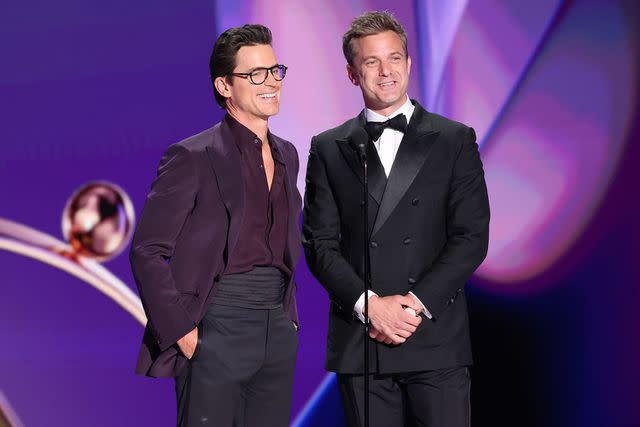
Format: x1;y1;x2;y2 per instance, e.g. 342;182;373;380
354;290;378;323
408;291;432;319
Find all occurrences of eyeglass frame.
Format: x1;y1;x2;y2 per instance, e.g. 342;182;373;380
227;64;288;85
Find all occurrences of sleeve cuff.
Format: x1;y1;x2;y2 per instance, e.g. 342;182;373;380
354;290;378;323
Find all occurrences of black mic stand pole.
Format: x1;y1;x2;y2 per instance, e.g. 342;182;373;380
355;139;371;427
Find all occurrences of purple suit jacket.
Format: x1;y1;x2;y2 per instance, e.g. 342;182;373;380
130;120;302;378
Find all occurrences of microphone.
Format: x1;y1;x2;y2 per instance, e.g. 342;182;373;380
349;127;369;161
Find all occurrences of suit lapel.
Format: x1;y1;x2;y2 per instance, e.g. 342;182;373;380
336;113;387;205
372;104;440;236
205;121;244;261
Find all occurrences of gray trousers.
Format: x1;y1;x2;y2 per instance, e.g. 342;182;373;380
175;303;298;427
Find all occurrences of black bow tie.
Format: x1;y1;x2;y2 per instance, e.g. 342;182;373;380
364;114;408;141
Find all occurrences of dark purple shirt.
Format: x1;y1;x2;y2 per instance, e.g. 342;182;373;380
223;114;290;278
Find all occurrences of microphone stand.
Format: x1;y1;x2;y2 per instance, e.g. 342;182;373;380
353;137;370;427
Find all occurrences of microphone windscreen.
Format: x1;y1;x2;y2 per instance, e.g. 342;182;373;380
350;127;369;156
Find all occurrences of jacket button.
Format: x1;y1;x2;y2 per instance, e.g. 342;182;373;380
403;237;412;245
411;198;420;206
360;200;365;207
370;241;378;248
408;277;416;284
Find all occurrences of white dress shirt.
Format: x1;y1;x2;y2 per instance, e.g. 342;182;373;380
353;96;432;322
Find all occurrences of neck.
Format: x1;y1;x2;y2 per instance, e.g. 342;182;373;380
227;109;269;143
367;95;409;117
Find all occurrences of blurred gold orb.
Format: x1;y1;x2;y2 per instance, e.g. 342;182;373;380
62;182;135;261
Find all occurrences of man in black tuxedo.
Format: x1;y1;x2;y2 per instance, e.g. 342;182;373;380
303;11;489;427
130;24;301;426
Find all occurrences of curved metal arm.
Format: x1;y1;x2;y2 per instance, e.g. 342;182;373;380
0;217;146;325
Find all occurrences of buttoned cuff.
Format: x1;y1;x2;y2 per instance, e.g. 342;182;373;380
354;290;378;323
408;291;432;319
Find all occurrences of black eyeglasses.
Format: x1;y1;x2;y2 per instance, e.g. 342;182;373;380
228;64;288;85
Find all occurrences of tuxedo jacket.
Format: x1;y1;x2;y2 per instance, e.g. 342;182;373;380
302;100;489;374
130;120;302;378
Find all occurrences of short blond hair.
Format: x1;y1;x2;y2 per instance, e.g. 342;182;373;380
342;11;408;66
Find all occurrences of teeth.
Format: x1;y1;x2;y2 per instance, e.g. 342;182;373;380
380;82;394;87
259;93;276;98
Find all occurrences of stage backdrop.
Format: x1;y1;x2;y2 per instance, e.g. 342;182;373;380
1;1;638;426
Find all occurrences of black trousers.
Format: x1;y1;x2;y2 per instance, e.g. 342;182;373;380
338;367;471;427
175;303;298;427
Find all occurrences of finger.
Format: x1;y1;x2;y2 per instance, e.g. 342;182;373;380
396;294;416;307
404;306;417;317
400;323;417;333
402;294;424;312
391;334;407;344
395;328;412;338
394;319;417;332
403;313;422;326
379;325;395;338
383;337;393;345
373;329;391;342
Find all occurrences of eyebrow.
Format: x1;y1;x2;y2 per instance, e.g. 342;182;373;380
362;52;404;61
244;63;280;73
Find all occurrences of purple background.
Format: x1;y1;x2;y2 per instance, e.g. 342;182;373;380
1;1;639;426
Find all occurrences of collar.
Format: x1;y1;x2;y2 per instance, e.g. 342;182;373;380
364;95;415;125
223;114;284;164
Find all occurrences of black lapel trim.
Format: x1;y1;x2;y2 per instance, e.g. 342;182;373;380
336;113;387;205
372;105;440;236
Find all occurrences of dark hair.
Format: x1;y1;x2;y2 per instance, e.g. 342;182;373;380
210;24;273;108
342;11;408;66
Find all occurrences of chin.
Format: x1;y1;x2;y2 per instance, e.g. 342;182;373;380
261;108;279;119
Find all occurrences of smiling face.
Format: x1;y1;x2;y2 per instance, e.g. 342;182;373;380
215;44;281;125
347;30;411;116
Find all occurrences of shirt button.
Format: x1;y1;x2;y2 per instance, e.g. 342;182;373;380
370;241;378;248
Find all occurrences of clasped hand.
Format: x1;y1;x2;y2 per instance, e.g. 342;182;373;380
366;294;423;345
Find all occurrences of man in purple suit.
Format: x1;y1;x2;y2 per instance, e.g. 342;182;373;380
130;24;301;426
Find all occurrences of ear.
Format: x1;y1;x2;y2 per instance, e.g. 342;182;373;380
407;55;412;77
214;76;232;100
346;64;360;86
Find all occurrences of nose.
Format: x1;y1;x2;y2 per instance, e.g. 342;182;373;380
263;70;279;87
378;60;392;77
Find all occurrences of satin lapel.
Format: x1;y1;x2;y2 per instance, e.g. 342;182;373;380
372;107;440;236
335;113;386;205
205;122;244;260
336;139;364;183
366;141;387;206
